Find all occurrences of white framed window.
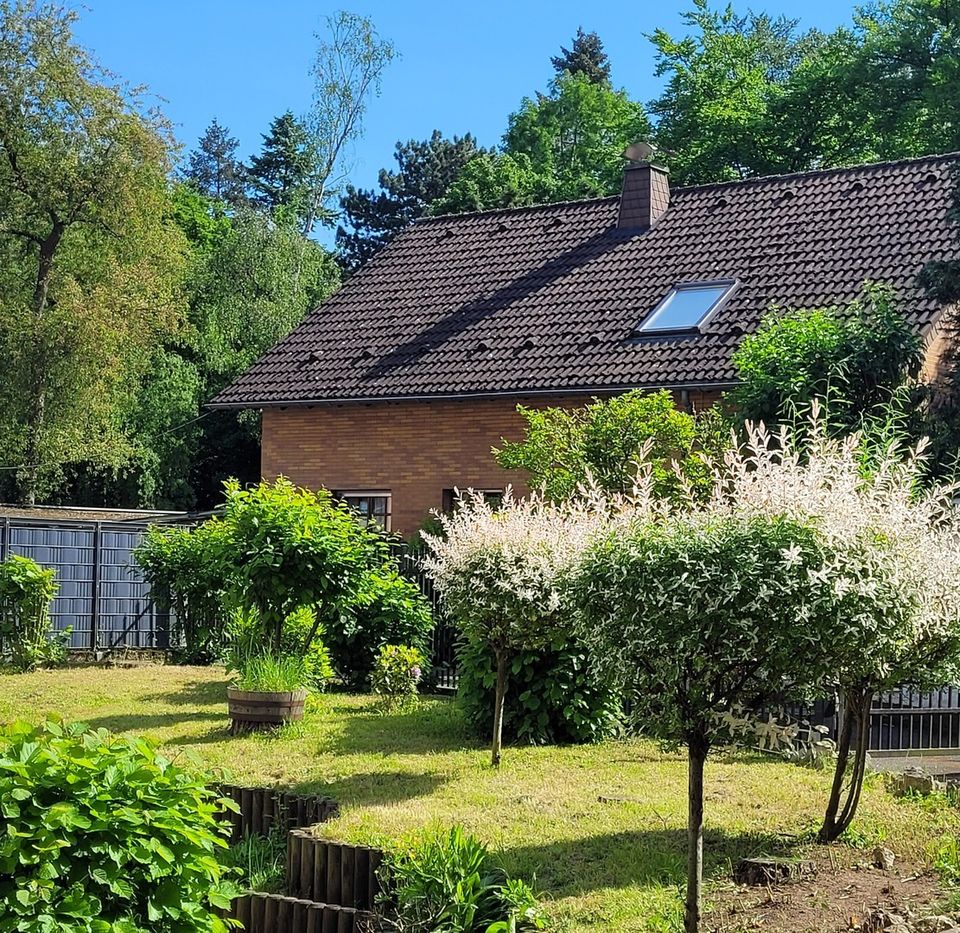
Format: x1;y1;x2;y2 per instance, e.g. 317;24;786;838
336;490;392;532
636;280;737;335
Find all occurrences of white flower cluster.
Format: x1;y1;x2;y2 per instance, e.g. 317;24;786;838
708;405;960;686
421;486;629;651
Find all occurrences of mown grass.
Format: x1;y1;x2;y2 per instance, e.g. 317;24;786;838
1;665;957;931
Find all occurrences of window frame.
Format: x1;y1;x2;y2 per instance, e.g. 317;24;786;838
634;279;738;337
335;489;392;532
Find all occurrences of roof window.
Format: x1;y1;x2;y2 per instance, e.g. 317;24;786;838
636;281;735;335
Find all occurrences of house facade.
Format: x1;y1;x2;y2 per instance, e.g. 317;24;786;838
213;150;960;536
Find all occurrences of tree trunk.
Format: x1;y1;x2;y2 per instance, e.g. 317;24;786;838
491;647;508;768
685;734;709;933
20;223;64;506
818;686;873;843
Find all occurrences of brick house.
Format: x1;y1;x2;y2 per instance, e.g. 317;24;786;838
212;150;960;536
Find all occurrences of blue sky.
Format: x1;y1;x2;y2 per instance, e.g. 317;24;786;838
73;0;854;199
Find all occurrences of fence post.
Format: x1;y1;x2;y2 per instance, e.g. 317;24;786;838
90;523;102;651
0;516;8;561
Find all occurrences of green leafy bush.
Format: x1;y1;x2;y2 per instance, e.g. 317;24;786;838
457;637;622;745
730;285;921;431
494;388;728;503
326;568;434;688
371;644;425;711
0;718;239;931
136;521;231;664
0;554;64;671
381;826;546;932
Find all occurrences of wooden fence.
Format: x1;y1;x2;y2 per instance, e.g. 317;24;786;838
220;784;381;932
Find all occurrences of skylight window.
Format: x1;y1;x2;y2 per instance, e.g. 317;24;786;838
637;281;735;334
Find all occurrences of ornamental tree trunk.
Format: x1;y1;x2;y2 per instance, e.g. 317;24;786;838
685;733;710;933
491;646;508;768
818;686;873;843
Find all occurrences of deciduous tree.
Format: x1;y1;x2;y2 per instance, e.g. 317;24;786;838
0;0;186;504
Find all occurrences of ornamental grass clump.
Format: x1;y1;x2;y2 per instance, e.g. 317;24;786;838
712;404;960;842
423;488;620;766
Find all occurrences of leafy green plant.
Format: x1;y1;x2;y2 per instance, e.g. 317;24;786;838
0;554;64;671
457;636;622;745
0;717;239;931
225;825;286;893
326;567;434;689
730;285;921;432
371;644;425;711
380;826;546;933
219;478;386;652
233;652;309;693
495;389;727;503
135;520;232;663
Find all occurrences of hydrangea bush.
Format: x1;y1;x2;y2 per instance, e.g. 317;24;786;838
371;643;424;712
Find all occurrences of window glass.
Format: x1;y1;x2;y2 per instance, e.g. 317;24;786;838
638;282;733;333
336;491;392;532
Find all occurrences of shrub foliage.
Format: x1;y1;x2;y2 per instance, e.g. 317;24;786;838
0;554;62;671
0;718;239;931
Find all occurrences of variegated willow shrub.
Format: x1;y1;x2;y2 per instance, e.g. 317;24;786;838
712;408;960;842
423;489;619;766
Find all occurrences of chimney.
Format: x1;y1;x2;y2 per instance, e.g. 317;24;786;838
617;141;670;231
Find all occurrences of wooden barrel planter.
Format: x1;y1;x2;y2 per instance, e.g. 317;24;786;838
228;687;307;734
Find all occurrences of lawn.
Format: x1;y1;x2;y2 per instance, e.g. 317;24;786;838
1;664;957;932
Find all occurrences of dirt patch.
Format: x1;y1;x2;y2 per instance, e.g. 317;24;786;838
707;850;950;932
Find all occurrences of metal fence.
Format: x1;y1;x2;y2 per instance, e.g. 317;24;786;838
868;686;960;753
395;547;459;691
0;516;169;651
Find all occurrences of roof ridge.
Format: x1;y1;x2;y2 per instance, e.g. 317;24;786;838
418;193;618;224
418;150;960;225
673;150;960;195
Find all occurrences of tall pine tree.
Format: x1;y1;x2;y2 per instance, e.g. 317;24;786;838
184;118;245;205
246;111;313;215
337;131;485;271
551;27;611;84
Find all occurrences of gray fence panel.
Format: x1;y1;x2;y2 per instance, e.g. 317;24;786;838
8;523;96;648
2;518;172;650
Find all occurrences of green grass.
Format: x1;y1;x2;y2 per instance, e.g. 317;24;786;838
1;665;956;931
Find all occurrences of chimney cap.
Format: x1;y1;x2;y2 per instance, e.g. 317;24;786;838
622;140;670;170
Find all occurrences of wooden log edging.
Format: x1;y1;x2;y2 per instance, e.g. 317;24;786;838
228;892;376;933
219;784;340;844
287;831;385;912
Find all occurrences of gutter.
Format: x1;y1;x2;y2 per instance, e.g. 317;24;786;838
207;381;741;411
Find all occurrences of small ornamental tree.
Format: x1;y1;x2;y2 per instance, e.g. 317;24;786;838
716;411;960;842
219;478;386;654
423;491;607;766
570;510;839;933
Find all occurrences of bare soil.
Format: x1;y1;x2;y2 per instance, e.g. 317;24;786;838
707;850;949;932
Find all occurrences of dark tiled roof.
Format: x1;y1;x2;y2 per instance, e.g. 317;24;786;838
213;153;960;407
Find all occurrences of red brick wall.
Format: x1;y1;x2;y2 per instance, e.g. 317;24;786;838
261;389;723;537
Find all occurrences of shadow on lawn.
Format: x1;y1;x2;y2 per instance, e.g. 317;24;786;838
81;710;224;736
142;678;226;709
295;770;450;809
500;827;798;897
323;698;478;757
